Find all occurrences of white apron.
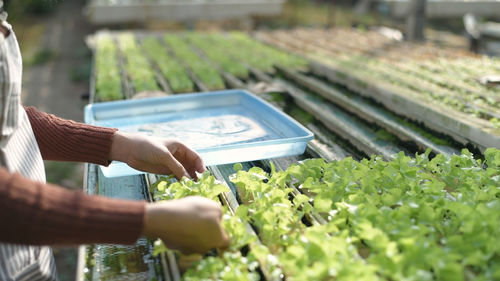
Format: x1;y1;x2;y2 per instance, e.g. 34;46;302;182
0;21;58;281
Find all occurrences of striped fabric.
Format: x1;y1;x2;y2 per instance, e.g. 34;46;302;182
0;21;58;281
0;1;6;22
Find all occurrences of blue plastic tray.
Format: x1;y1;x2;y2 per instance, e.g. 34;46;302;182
84;90;313;177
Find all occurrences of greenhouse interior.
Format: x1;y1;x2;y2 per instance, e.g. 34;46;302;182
4;0;500;280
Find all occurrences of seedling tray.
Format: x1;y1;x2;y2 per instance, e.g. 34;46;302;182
84;89;313;177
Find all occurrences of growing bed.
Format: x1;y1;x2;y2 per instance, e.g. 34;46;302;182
77;29;500;281
256;28;500;152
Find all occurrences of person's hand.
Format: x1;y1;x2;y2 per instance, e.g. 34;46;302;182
143;196;230;254
109;131;206;180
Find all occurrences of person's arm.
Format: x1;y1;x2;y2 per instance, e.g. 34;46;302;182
24;106;117;166
25;106;205;179
0;168;145;245
21;106;228;251
0;168;229;251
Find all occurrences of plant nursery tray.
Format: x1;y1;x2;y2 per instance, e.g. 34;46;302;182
84;89;313;177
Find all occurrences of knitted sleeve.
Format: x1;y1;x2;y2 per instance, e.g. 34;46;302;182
24;106;117;166
0;168;146;245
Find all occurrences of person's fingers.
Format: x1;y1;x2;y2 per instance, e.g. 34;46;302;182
217;227;230;250
171;143;206;179
159;148;190;179
215;206;230;250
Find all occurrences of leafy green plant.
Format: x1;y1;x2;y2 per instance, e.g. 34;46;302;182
94;34;123;101
149;173;277;281
230;163;380;280
117;33;160;93
283;150;500;280
24;48;55;66
209;33;276;73
163;35;225;91
265;30;500;126
230;32;308;71
186;33;249;79
149;149;500;280
141;37;194;93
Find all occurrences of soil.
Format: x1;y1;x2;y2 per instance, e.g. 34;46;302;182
14;1;98;280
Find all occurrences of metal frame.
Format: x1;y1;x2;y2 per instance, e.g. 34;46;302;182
85;0;284;24
377;0;500;18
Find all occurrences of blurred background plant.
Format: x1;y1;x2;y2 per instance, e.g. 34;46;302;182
4;0;60;17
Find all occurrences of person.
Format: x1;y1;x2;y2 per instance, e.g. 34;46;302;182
0;2;229;280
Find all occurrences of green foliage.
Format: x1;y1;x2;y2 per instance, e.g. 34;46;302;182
4;0;59;16
151;173;228;201
70;62;91;83
117;33;160;93
209;33;276;73
149;149;500;280
182;251;260;281
288;105;315;125
94;34;123;101
278;150;500;280
230;163;379;280
316;52;500;127
93;31;310;98
163;35;225;91
150;173;269;281
24;48;54;66
141;37;194;93
375;128;398;142
230;32;308;71
186;33;249;79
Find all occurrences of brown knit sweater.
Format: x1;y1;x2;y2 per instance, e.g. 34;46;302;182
0;106;146;246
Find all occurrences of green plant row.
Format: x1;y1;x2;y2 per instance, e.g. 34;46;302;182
163;35;226;91
329;53;492;114
264;31;500;126
230;32;308;71
204;33;276;73
282;149;500;281
94;34;123;101
150;148;500;280
370;60;496;108
314;53;500;126
230;163;377;280
416;58;500;97
185;33;249;79
393;60;500;105
117;33;160;93
141;37;194;93
367;58;500;114
150;173;281;281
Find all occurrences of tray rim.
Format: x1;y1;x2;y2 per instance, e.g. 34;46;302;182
84;89;314;154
